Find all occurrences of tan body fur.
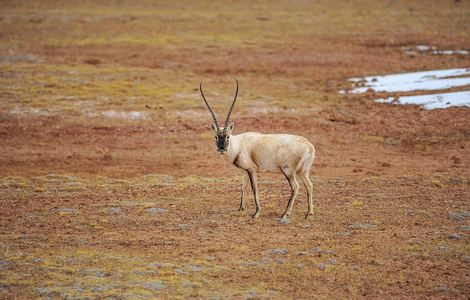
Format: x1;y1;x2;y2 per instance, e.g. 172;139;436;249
216;128;316;220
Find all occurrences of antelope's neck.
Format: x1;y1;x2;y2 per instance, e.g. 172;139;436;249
223;134;241;164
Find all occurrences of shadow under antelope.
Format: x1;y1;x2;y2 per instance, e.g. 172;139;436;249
200;80;315;221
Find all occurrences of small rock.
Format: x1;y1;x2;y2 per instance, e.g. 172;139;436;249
434;285;459;294
246;291;257;299
434;245;449;252
109;207;122;215
448;211;470;220
76;238;87;245
177;224;190;229
90;286;106;292
0;261;12;270
94;271;109;278
270;249;288;255
296;263;305;269
407;238;422;245
351;265;361;271
143;281;166;291
244;261;263;267
186;264;203;272
448;234;461;239
147;262;167;268
146;207;167;214
244;258;272;267
56;208;77;214
327;258;337;265
175;268;187;274
279;218;291;225
163;175;174;183
34;287;50;294
25;214;37;220
338;231;352;237
348;223;377;230
317;258;337;270
180;282;197;288
72;284;85;293
462;256;470;262
134;270;158;276
458;225;470;231
66;257;76;264
312;247;335;255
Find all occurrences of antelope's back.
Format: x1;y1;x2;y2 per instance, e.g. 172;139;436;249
244;133;314;172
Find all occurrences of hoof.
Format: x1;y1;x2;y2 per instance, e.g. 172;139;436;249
251;212;260;219
305;213;314;220
238;206;245;211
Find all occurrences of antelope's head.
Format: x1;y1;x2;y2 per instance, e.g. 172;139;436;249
200;79;239;154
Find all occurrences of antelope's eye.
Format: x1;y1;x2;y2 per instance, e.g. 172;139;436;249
214;136;218;140
226;136;230;140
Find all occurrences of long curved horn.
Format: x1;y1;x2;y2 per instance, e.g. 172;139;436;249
223;78;239;132
200;82;220;129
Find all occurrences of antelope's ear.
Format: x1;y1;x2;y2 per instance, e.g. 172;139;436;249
227;122;235;133
210;123;218;134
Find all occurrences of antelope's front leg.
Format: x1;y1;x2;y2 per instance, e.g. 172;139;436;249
239;172;250;211
247;170;260;219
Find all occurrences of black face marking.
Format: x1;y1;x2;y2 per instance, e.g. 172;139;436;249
215;132;230;153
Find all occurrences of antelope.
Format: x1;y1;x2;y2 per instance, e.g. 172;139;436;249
199;80;316;221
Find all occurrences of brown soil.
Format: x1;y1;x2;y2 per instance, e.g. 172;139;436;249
0;1;469;299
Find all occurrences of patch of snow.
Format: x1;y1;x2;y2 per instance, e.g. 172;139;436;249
415;45;432;51
375;91;470;110
101;110;148;119
402;45;468;56
433;49;469;55
349;68;470;94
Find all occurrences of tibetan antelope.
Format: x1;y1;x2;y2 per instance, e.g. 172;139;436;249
200;80;315;221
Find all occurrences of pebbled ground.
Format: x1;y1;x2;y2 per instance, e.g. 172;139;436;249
0;0;469;299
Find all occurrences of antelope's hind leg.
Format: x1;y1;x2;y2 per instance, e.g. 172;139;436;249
239;172;250;211
280;168;300;220
299;172;314;220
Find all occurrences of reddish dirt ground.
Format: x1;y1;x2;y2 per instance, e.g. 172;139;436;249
0;1;469;299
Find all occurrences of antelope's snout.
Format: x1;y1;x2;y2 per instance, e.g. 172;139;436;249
216;134;230;154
